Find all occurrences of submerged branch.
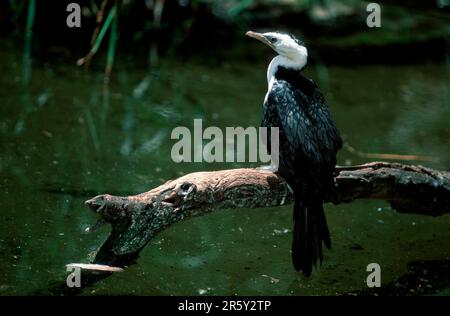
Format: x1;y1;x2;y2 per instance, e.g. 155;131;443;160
343;143;436;162
84;162;450;267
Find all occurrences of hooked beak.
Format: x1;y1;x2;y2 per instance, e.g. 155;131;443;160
246;31;274;49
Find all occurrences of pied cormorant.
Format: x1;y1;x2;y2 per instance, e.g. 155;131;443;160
246;31;342;276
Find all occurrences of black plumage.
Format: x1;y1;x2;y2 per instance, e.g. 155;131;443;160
262;66;342;276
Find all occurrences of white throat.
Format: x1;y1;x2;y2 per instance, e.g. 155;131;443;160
267;53;307;85
267;55;308;83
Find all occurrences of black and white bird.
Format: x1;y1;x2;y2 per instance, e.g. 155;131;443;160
246;31;342;276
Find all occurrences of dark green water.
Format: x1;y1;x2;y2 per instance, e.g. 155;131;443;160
0;40;449;295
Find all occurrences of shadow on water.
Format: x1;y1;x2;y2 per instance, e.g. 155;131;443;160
346;260;450;296
32;260;450;296
32;272;112;296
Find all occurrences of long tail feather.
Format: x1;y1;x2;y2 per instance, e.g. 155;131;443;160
291;196;331;276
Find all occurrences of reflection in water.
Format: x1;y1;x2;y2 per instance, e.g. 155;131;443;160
0;39;449;295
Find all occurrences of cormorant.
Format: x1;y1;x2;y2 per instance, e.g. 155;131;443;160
246;31;342;276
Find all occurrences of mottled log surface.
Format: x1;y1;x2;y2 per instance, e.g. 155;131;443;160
85;162;450;266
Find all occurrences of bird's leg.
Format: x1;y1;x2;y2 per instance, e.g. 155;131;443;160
256;164;293;194
284;181;293;194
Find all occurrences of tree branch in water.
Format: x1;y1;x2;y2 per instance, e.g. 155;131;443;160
83;162;450;267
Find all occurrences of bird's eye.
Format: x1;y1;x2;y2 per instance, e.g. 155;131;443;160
269;37;278;44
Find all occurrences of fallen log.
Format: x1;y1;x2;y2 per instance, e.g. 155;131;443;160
84;162;450;267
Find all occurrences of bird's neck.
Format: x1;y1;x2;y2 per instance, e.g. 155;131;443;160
267;54;307;85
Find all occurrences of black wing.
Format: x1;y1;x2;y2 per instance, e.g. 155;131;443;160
262;76;341;192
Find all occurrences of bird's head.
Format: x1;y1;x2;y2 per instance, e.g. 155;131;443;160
246;31;307;63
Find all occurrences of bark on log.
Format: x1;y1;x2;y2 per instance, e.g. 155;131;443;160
84;162;450;266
